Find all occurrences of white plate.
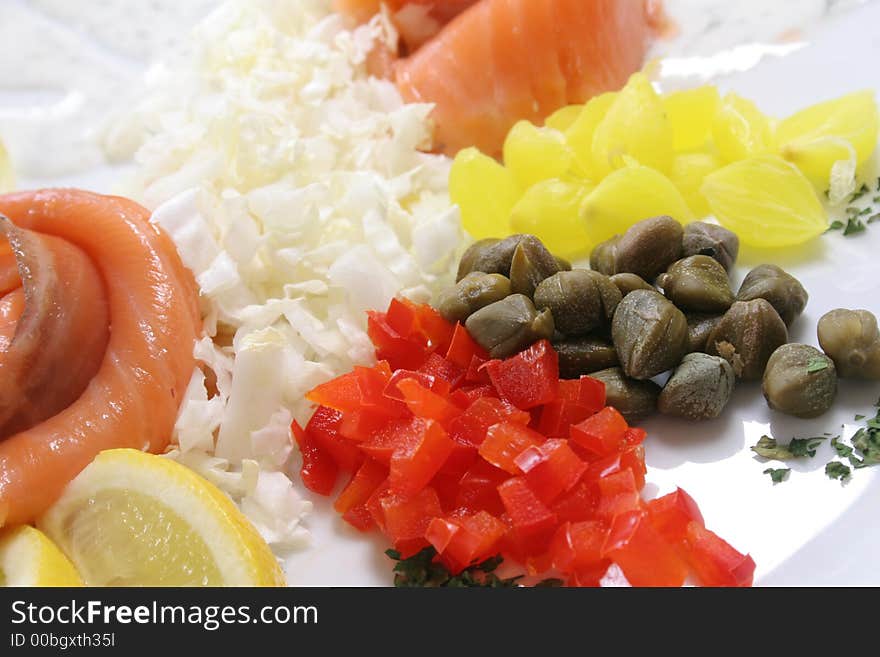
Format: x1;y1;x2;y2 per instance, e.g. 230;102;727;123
3;0;879;586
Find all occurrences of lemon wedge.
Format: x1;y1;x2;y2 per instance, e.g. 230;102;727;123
38;449;286;587
0;525;83;587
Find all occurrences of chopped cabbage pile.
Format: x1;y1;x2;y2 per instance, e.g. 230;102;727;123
108;0;462;554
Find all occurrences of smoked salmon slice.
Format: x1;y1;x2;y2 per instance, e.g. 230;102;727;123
387;0;659;158
0;189;201;526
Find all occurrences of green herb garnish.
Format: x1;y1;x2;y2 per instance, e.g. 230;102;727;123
844;217;866;236
825;461;851;481
806;358;829;373
868;213;880;224
387;548;551;587
789;436;826;457
751;436;792;459
831;436;852;458
763;468;790;483
850;183;869;201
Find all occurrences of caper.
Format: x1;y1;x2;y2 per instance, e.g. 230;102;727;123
553;336;619;379
589;367;661;422
611;289;689;380
817;308;880;379
706;299;788;380
614;215;684;280
686;313;722;353
436;272;512;322
590;235;619;275
762;344;837;418
681;222;739;271
534;270;622;336
658;353;735;420
610;273;654;297
457;238;501;281
735;264;808;326
465;294;555;359
508;237;561;297
656;255;734;313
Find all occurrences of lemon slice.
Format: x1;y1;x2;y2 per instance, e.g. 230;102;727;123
38;449;286;587
0;525;83;587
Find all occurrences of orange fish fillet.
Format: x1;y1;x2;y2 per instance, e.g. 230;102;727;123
394;0;658;157
0;189;201;526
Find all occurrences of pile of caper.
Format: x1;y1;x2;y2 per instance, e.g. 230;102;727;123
436;219;879;423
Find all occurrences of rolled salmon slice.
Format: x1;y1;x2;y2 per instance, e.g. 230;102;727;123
0;189;201;526
394;0;659;157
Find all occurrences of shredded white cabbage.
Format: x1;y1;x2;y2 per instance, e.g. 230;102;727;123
113;0;462;557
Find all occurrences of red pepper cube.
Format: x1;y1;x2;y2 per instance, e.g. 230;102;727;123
334;459;389;531
367;310;428;371
516;439;588;504
381;487;443;544
396;377;462;427
595;469;642;520
456;384;495;405
478;421;544;474
484;340;559;409
427;511;507;573
465;354;491;383
389;420;455;496
338;409;391;443
414;303;455;354
550;520;610;575
622;426;647;447
359;417;423;465
292;418;339;495
567;562;613;587
602;509;689;587
551;479;599;524
584;445;646;490
304;405;363;472
385;297;421;341
445;322;489;369
569;406;629;457
454;460;508;517
497;477;557;538
449;397;531;449
306;371;362;412
558;376;606;413
418;352;465;390
685;522;755;587
537;400;603;439
646;488;705;546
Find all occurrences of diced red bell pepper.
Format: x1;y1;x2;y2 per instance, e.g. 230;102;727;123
454;460;508;516
304;405;362;472
419;352;465;390
515;439;587;504
381;487;443;544
396;377;462;427
359;417;423;464
478;422;545;474
483;340;559;409
426;511;507;573
334;459;389;531
384;369;452;401
584;446;646;490
448;397;530;448
385;297;423;343
551;479;599;524
338;409;391;443
569;406;629;457
389;419;455;496
414;303;455;354
440;440;478;480
465;354;491;384
602;509;689;587
685;522;755;587
646;488;705;546
292;418;339;495
595;469;642;520
456;384;495;405
549;520;610;575
497;477;557;538
622;427;647;447
567;562;614;587
558;376;606;413
306;371;362;412
367;311;428;371
537;399;605;439
445;322;489;369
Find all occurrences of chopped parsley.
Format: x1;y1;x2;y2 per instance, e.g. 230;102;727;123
850;183;869;201
825;461;851;481
750;435;824;460
806;357;829;373
386;548;561;587
843;217;866;236
763;468;790;484
831;436;852;458
855;414;865;421
827;220;845;232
